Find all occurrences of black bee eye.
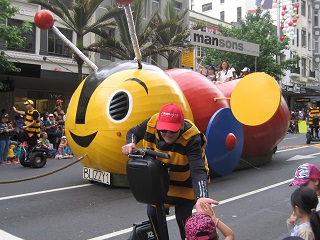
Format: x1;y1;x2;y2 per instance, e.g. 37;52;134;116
108;90;132;122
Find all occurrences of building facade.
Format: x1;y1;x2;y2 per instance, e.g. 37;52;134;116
0;0;187;117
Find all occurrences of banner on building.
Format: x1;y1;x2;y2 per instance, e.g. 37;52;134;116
190;29;260;57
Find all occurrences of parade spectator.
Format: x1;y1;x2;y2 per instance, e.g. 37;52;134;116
0;114;14;165
121;103;217;239
7;143;19;164
286;188;320;240
45;114;59;149
55;136;73;159
13;100;41;150
308;100;319;139
216;61;232;84
230;66;237;80
205;65;217;82
239;67;250;78
185;202;234;240
289;163;320;213
39;132;57;158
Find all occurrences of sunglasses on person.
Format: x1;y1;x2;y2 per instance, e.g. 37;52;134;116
159;130;180;134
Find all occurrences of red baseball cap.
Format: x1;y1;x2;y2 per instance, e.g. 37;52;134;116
289;163;320;186
156;103;184;132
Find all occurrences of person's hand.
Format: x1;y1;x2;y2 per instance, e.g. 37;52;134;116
13;106;17;112
199;202;214;217
196;197;219;213
287;212;298;224
22;125;27;129
121;143;136;155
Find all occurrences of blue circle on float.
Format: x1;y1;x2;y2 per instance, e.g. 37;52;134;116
205;108;244;175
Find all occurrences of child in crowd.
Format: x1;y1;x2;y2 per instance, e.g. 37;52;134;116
7;143;19;164
185;202;234;240
55;136;73;159
289;163;320;213
287;188;320;240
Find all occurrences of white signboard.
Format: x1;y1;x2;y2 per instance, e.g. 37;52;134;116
190;29;260;57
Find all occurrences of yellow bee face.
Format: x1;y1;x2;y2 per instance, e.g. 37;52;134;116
65;61;193;175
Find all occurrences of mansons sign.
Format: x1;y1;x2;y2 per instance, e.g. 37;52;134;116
190;29;260;57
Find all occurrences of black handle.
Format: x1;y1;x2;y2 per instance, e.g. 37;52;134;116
128;148;170;160
145;148;170;159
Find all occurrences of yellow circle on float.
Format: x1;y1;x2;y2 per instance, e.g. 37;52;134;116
230;72;281;126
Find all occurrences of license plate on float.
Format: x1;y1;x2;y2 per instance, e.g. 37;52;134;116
83;167;110;185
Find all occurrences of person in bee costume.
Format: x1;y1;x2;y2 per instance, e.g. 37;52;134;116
13;100;40;150
308;100;320;139
122;103;217;240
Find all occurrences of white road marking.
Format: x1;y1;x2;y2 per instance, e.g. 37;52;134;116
0;230;24;240
284;136;299;140
0;184;91;201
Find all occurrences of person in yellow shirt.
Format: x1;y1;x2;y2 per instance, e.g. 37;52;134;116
308;100;320;139
13;100;41;150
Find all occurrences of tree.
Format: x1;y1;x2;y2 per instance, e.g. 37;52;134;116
87;0;194;69
0;0;32;72
87;0;158;61
154;0;192;69
28;0;124;83
202;8;298;81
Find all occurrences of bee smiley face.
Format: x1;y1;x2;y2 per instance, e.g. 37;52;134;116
65;61;192;174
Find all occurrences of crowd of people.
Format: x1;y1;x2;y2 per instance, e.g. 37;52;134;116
0;99;73;165
199;60;251;84
288;101;319;137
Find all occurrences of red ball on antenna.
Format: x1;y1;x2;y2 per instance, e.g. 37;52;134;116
295;3;300;8
115;0;134;5
34;10;54;30
280;36;285;42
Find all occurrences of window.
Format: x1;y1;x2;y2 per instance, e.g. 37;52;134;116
7;19;36;53
48;27;73;57
237;7;242;22
196;46;205;58
152;0;159;13
191;0;194;10
301;29;306;47
174;1;182;12
220;0;224;3
315;36;319;53
220;11;225;21
202;3;212;12
302;58;306;77
308;33;311;50
301;0;306;16
296;29;299;47
100;28;115;61
315;10;319;27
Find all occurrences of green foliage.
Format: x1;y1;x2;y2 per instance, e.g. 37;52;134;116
87;0;192;69
202;9;295;80
0;0;32;72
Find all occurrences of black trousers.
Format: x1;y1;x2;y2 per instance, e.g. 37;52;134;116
28;133;39;150
147;200;195;240
310;125;319;137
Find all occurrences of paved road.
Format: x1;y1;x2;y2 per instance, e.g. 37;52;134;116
0;133;319;240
